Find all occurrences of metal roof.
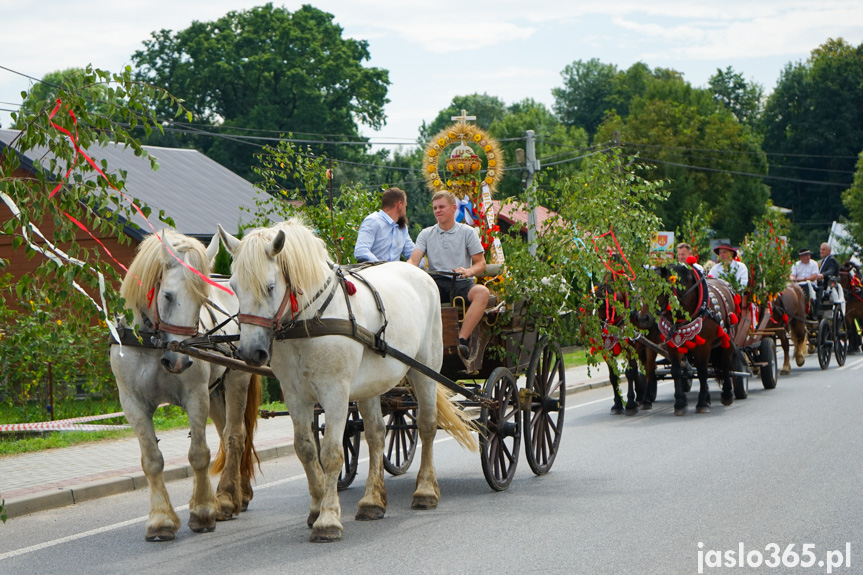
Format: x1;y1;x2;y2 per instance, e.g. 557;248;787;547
0;129;261;238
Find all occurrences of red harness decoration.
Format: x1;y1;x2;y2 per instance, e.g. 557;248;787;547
659;315;705;352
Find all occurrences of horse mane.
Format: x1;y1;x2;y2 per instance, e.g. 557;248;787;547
120;230;212;312
233;218;332;304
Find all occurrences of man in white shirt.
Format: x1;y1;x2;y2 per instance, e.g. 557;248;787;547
790;248;818;309
707;244;748;292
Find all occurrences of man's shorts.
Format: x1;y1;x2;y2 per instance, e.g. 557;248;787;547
432;275;474;305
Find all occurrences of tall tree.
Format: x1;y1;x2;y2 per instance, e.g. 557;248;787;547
708;66;764;126
760;38;863;244
131;3;390;180
597;96;770;243
841;150;863;251
552;58;618;135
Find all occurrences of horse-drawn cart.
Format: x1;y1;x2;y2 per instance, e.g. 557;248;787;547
808;277;848;370
174;265;567;493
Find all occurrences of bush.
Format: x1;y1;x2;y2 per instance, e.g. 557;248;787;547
0;275;115;410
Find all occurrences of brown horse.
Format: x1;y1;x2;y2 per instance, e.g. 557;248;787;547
593;284;661;415
839;262;863;352
766;283;809;372
655;264;736;416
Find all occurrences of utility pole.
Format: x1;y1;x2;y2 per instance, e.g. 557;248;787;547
525;130;540;256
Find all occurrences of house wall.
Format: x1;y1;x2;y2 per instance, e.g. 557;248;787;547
0;170;140;305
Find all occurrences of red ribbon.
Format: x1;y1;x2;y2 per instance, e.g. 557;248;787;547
47;99;233;296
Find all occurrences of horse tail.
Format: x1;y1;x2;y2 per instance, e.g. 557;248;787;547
210;374;262;477
435;384;479;452
241;374;262;481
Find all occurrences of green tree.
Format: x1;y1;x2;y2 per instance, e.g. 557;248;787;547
552;58;618;134
841;150;863;251
489;98;588;201
597;97;770;242
131;3;390;180
708;66;764;126
761;38;863;239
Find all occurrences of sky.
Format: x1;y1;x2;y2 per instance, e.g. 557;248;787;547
1;0;862;151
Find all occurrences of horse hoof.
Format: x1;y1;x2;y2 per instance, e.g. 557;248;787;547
696;406;710;414
310;527;342;543
145;528;176;542
640;402;652;411
674;408;687;416
355;505;386;521
610;407;624;415
411;495;439;510
780;368;791;376
796;357;805;367
721;396;733;406
189;517;217;533
625;408;638;416
307;511;320;528
241;500;250;513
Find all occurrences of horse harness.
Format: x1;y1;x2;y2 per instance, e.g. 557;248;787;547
659;270;736;350
109;279;243;392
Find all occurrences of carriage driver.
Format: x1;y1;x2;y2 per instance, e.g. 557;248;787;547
408;190;490;358
790;248;819;314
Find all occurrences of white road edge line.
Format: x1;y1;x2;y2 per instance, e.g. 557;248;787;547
1;377;673;561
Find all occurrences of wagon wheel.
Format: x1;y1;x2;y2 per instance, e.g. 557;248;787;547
758;338;779;390
817;319;832;370
833;307;848;367
523;337;566;476
382;378;418;476
479;367;522;491
314;409;362;491
732;348;750;400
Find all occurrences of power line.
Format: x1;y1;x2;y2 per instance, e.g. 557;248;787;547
624;145;857;176
637;156;851;187
626;141;858;160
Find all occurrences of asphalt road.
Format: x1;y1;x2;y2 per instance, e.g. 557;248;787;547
2;356;862;575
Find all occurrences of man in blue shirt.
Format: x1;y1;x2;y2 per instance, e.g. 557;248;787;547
354;187;416;262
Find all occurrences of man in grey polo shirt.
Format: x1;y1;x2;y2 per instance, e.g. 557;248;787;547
409;190;489;358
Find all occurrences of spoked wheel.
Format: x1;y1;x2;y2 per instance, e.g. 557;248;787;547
523;337;565;475
314;409;362;491
834;307;848;367
479;367;522;491
817;319;832;370
382;380;418;476
732;348;750;400
759;338;779;390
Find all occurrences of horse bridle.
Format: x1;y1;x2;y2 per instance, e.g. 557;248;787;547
147;280;200;337
237;274;334;330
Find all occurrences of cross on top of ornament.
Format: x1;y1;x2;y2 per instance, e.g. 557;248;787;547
451;109;476;126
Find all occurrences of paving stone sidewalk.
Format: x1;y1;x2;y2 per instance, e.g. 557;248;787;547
1;363;610;519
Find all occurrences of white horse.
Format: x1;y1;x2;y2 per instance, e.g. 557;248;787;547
111;230;261;541
218;219;474;543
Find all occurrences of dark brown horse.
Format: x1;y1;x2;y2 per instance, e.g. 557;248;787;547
593;284;661;415
839;262;863;352
764;283;808;372
655;264;736;416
